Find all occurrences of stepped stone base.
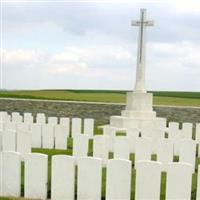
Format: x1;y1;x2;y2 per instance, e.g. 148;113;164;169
122;91;156;118
121;110;156;118
101;91;166;131
110;115;166;130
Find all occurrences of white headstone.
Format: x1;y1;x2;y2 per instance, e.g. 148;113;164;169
30;123;42;148
73;135;89;159
199;144;200;159
60;117;70;126
17;122;30;132
54;125;68;149
135;161;162;200
24;113;33;124
196;123;200;157
106;159;132;200
24;153;48;199
0;111;8;122
51;155;75;200
166;163;193;200
114;136;130;160
7;115;11;123
141;125;154;138
42;124;54;149
0;152;21;197
127;135;136;155
196;123;200;142
182;123;193;139
126;128;139;153
168;122;179;139
12;112;23;123
36;113;46;124
157;139;174;171
48;117;58;125
93;135;109;166
59;117;70;136
17;130;31;156
2;130;16;151
4;122;16;131
197;165;200;200
0;112;10;123
0;122;4;131
71;118;82;137
83;118;94;138
77;157;102;200
135;137;151;162
0;152;2;194
173;129;182;156
103;126;116;137
151;129;165;154
179;139;196;172
126;128;140;138
103;126;116;152
0;131;2;151
12;112;20;116
154;118;167;131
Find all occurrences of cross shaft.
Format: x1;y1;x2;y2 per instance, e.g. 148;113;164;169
131;9;154;93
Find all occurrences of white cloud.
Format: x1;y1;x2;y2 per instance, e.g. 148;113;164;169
171;0;200;13
1;44;133;75
1;49;45;65
1;46;134;90
51;47;88;63
110;46;132;60
2;39;200;91
45;62;88;75
149;41;200;70
145;41;200;91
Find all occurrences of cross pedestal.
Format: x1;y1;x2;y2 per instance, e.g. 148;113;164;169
122;92;156;118
109;91;159;130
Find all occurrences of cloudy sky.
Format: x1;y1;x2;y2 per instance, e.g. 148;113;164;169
1;0;200;91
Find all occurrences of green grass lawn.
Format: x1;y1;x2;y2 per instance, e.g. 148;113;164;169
0;90;200;106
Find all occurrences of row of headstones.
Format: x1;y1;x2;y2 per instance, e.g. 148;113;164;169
1;111;200;140
1;119;200;153
132;121;200;141
1;111;200;141
0;121;93;153
0;130;198;172
77;135;199;172
167;122;200;140
115;136;198;171
0;151;200;200
103;126;199;170
104;124;200;148
0;111;95;138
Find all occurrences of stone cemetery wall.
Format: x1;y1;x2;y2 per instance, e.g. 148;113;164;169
0;99;200;125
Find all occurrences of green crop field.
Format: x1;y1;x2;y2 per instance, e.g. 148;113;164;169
0;90;200;107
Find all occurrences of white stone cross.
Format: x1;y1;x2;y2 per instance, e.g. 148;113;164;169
132;9;154;93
